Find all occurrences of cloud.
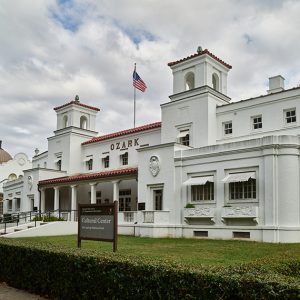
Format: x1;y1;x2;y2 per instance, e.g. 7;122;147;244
1;0;300;157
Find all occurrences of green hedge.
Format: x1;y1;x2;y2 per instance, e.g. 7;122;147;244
0;239;299;299
32;215;65;222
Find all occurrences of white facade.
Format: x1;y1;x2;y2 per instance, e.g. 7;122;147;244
3;49;300;242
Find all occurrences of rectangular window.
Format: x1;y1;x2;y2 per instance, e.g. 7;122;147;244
57;159;62;171
86;159;93;171
229;178;256;200
103;156;109;168
178;130;190;146
121;152;128;166
8;200;12;211
285;108;296;124
96;191;101;204
223;122;232;135
192;182;214;201
16;198;21;211
154;189;163;210
252;115;262;130
119;190;131;211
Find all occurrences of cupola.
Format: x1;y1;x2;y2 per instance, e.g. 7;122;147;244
53;95;100;132
168;47;232;96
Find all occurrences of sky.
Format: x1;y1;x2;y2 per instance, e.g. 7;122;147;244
1;0;300;157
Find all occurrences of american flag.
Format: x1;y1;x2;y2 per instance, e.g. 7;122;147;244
133;69;147;92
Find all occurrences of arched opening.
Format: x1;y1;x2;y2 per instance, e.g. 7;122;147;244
8;173;17;181
212;73;220;91
185;72;195;91
80;116;88;129
63;115;69;128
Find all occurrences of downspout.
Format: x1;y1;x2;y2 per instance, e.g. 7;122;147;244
38;184;41;217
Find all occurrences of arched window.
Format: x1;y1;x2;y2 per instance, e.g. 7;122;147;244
212;73;220;91
63;115;69;128
8;173;17;181
185;72;195;90
80;116;88;129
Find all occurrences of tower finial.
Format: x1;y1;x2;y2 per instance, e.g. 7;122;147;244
75;95;80;103
197;46;203;54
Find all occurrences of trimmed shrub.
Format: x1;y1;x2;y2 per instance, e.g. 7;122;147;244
0;239;299;300
32;215;65;222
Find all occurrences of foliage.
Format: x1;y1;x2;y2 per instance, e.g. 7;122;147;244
185;203;195;208
32;215;65;222
0;238;299;299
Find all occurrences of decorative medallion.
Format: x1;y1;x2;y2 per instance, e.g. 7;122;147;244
149;155;160;177
18;158;26;166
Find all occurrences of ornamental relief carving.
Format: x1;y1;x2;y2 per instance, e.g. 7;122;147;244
185;207;214;217
223;206;257;217
149;155;160;177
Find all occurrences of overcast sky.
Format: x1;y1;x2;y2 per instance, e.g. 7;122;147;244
1;0;300;157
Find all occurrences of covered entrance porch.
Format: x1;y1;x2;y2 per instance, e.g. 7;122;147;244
38;168;138;221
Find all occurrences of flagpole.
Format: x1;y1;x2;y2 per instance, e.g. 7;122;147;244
133;63;136;128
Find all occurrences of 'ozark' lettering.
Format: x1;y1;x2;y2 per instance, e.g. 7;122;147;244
110;138;139;151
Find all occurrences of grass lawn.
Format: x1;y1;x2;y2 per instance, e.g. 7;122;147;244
17;235;300;267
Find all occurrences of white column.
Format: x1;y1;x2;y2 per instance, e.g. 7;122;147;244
71;185;77;221
40;188;46;213
89;183;97;204
112;180;120;202
12;198;16;213
54;187;60;215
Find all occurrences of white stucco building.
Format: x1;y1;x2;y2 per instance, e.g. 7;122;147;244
0;141;31;214
3;48;300;242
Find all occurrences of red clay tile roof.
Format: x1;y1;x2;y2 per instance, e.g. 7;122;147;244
168;49;232;69
39;167;138;186
82;122;161;145
54;101;100;112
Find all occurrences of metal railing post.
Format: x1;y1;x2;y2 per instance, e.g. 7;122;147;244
4;222;6;234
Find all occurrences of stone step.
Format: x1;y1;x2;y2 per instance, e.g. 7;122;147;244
40;222;48;225
27;225;35;229
14;228;23;232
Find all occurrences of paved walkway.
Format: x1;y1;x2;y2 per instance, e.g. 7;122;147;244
0;283;49;300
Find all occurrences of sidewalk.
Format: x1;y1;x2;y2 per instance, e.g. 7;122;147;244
0;283;48;300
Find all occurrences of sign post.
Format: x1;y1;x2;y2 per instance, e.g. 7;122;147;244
77;201;118;252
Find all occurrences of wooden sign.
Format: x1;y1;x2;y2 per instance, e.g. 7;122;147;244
77;201;118;252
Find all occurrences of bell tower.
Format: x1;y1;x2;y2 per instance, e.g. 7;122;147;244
47;96;100;174
168;47;232;96
161;48;232;148
55;95;99;132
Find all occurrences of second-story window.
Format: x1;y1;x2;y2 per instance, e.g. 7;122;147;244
57;159;62;171
285;108;296;124
178;130;190;146
121;152;128;166
223;121;232;135
87;159;93;171
103;156;109;168
252;116;262;130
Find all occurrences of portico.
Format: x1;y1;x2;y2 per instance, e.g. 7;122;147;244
38;167;138;220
